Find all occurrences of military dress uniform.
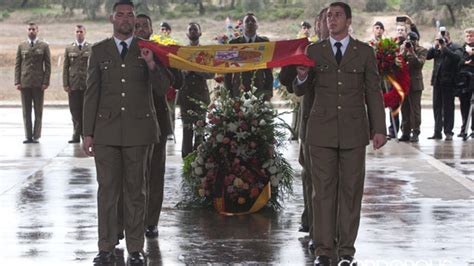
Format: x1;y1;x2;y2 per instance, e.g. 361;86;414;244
224;35;273;98
400;44;428;140
178;70;214;158
14;39;51;141
295;37;386;257
143;93;172;231
83;36;170;254
63;41;91;142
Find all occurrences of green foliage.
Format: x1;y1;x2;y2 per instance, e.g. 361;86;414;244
241;0;262;12
365;0;387;12
401;0;432;14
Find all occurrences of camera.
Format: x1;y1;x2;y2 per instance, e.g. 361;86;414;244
405;42;412;49
438;38;445;45
396;16;407;22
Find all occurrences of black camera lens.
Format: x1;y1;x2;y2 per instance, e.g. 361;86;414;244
405;42;412;48
438;38;445;45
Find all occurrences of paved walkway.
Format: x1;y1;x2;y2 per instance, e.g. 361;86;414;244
0;107;472;265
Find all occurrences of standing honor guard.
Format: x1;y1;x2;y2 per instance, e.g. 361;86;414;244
179;22;215;158
83;1;170;265
224;13;273;100
295;2;386;265
63;25;91;143
15;22;51;144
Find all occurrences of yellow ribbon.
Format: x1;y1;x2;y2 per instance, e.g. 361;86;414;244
214;183;271;216
386;74;405;116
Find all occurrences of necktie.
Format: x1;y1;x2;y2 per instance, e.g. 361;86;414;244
248;38;253;43
30;42;34;48
78;44;82;50
120;41;128;60
335;42;342;65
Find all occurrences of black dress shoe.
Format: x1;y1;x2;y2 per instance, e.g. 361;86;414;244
427;134;442;140
338;255;357;266
128;251;145;265
298;224;309;233
23;138;34;144
398;134;410;141
93;251;115;265
145;225;159;238
445;134;453;141
314;255;331;266
409;134;419;142
68;138;80;143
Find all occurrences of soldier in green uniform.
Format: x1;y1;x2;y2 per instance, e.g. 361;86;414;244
82;1;170;264
179;22;215;158
14;22;51;144
63;25;91;143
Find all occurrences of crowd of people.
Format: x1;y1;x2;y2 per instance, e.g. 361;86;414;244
13;0;473;265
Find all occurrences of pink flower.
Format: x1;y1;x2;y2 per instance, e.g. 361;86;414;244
223;137;230;144
240;122;248;130
238;111;244;118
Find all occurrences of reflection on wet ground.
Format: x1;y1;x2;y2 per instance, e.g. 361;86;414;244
0;107;473;265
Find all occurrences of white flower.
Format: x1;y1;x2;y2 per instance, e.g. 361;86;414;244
259;120;266;126
270;175;280;187
191;161;198;168
216;134;224;142
268;166;278;174
227;122;238;132
197;156;204;165
243;99;253;108
194;167;203;176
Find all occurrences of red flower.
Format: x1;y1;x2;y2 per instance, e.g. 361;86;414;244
214;76;224;83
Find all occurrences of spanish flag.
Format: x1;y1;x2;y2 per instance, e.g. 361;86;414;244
138;38;314;74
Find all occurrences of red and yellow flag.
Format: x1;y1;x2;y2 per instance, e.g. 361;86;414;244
138;38;314;74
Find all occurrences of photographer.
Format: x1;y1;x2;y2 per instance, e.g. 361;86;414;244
396;15;420;45
399;32;428;142
456;28;474;139
426;28;463;140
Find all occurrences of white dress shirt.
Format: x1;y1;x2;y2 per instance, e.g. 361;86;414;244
113;36;133;54
329;35;350;56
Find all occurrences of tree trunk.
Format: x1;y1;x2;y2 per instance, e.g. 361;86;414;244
199;0;205;15
445;4;455;25
21;0;29;8
230;0;235;9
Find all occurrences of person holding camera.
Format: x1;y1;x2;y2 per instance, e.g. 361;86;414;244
426;28;463;140
399;32;428;142
457;28;474;139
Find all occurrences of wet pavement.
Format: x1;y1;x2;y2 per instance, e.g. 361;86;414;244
0;107;473;266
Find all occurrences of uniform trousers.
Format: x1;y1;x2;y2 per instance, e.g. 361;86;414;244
299;142;313;237
401;90;422;135
94;144;148;253
181;105;205;158
68;89;84;139
21;87;44;140
309;145;366;257
145;133;167;227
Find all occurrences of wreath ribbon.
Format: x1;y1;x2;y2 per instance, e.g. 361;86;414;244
214;183;271;216
386;74;405;116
